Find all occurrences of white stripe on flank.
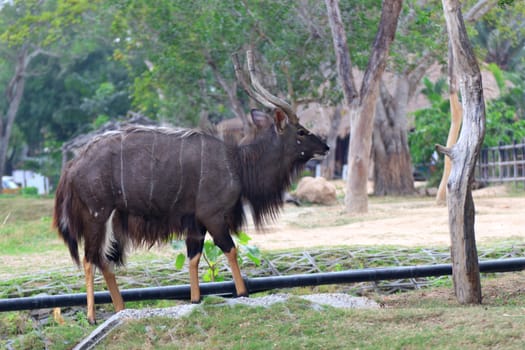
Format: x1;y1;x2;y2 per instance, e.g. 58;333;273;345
102;210;117;266
223;147;234;188
199;136;205;190
170;138;185;210
120;134;128;208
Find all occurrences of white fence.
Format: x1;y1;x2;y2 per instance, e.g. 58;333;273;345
12;170;50;195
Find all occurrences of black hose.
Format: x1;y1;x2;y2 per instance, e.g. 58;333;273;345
1;258;524;312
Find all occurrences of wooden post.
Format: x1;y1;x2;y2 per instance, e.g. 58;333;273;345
438;0;486;304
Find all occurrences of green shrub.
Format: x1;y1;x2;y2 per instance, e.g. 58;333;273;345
409;74;525;186
21;187;39;196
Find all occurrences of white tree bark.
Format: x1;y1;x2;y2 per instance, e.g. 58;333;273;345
438;0;486;304
325;0;402;213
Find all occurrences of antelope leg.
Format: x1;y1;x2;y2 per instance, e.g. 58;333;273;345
186;235;205;303
224;247;248;297
82;257;96;324
101;265;125;313
188;253;202;303
203;220;247;298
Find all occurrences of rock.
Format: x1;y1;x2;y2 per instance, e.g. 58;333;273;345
295;176;337;205
426;187;438;196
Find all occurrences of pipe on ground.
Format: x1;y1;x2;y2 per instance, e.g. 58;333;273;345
1;258;524;312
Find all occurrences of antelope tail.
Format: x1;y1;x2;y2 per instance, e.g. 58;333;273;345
53;168;80;266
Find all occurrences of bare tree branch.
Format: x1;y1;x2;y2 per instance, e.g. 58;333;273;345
325;0;358;104
406;51;438;97
206;52;246;122
464;0;498;22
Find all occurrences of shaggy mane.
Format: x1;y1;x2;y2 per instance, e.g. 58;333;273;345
238;140;305;229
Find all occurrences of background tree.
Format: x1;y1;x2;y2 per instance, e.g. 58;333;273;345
438;0;486;305
371;1;443;196
372;0;504;197
326;0;403;213
0;0;100;189
1;0;523;196
110;0;340;126
410;69;525;187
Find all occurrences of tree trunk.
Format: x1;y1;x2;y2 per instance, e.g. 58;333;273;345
373;79;414;195
436;41;463;205
0;48;27;188
438;0;485;305
370;0;495;200
325;0;402;213
321;106;342;179
436;92;462;204
324;0;358;105
346;0;403;213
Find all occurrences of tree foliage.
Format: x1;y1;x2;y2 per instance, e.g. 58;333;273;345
410;74;525;184
472;0;525;71
0;0;524;193
108;0;386;125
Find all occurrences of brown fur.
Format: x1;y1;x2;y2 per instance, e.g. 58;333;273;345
53;111;328;317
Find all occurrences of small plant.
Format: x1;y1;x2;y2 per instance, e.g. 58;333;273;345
21;187;39;197
172;232;262;282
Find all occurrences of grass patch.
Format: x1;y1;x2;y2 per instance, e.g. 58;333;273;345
2;274;525;350
0;197;60;256
505;182;525;195
2;195;525;348
0;196;54;223
0;310;96;350
0;218;62;255
93;296;525;350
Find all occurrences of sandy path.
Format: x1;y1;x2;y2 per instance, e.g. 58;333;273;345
1;186;523;279
246;187;525;250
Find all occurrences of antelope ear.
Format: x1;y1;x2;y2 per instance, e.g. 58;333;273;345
250;109;273;129
273;108;288;133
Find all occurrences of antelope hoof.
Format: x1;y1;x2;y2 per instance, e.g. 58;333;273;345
88;317;97;326
190;297;202;304
235;291;249;298
114;304;125;313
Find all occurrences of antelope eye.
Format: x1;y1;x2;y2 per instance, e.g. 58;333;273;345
297;129;306;137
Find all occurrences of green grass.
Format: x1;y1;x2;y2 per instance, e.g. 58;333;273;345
0;197;62;257
0;196;54;223
0;217;62;255
0;310;96;350
93;296;525;350
2;195;525;349
0;196;65;278
2;274;525;350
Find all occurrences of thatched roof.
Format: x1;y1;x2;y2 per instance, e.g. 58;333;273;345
207;62;503;142
297;103;350;139
405;62;501;112
214;107;351;141
299;63;501;138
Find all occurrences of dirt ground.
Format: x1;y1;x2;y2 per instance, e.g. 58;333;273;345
1;184;523;279
245;184;525;250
